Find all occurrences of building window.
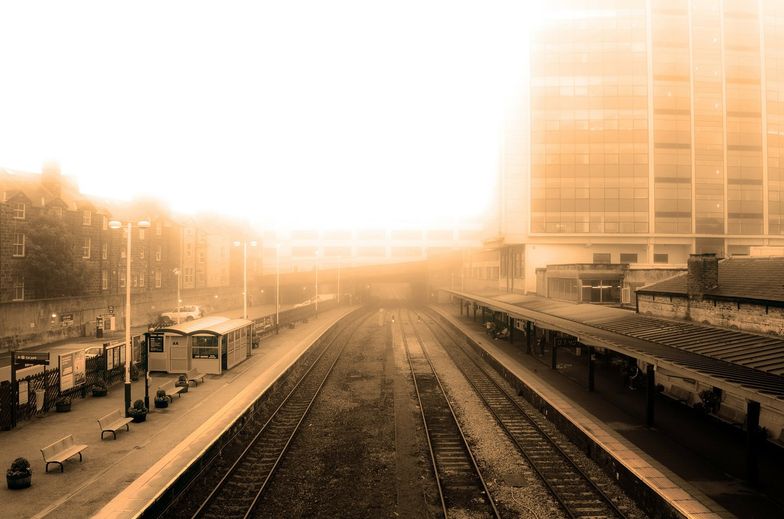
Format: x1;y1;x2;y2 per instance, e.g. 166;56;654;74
132;273;138;287
198;251;205;264
102;216;108;230
620;253;638;264
184;268;193;284
155;270;162;288
121;247;126;259
654;253;669;264
593;253;611;263
139;248;145;260
13;277;24;301
155;246;162;261
139;271;145;287
139;228;145;240
102;242;108;260
13;233;25;257
82;210;91;226
82;237;91;259
101;270;109;290
12;202;25;219
119;271;126;288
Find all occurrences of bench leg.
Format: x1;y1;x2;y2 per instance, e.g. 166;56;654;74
125;423;130;432
78;452;83;463
45;461;63;473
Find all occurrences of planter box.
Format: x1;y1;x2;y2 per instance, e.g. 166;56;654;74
130;414;147;423
7;475;31;490
92;389;108;397
55;402;71;412
154;399;168;409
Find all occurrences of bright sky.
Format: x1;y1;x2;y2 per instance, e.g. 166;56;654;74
0;1;537;230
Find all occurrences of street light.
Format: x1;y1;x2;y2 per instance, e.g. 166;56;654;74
275;244;280;334
233;239;257;320
172;268;182;324
337;256;341;305
109;218;151;417
315;249;320;317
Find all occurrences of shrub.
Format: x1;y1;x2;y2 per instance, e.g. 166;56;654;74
7;458;31;478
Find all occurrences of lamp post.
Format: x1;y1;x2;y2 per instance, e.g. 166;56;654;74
233;239;257;320
109;218;151;417
315;249;320;317
337;256;341;305
172;268;182;324
275;244;280;334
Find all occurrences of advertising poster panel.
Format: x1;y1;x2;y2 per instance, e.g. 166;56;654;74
59;353;74;392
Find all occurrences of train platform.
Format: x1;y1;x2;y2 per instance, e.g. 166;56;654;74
432;304;732;519
0;306;354;519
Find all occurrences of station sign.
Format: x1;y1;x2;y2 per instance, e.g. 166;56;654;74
13;352;50;366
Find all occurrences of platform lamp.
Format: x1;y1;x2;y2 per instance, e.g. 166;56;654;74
275;244;280;334
315;249;320;318
233;239;257;320
109;218;151;417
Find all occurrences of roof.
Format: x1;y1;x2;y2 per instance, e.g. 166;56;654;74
191;318;254;336
156;316;230;335
446;289;784;408
638;256;784;303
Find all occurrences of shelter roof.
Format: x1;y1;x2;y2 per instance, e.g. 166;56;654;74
191;318;254;336
638;256;784;303
156;316;229;335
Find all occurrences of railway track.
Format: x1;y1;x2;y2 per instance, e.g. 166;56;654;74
185;309;370;519
414;308;630;519
399;310;500;518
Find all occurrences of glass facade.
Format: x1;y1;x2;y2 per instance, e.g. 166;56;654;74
531;0;649;235
530;0;784;247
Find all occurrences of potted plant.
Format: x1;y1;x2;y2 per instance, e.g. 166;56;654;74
154;389;169;409
92;380;108;397
6;457;31;489
55;396;71;412
128;399;148;423
175;374;189;393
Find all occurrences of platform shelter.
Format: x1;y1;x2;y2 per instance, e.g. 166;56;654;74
147;316;254;375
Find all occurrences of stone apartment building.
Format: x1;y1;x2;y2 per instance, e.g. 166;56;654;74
0;164;260;305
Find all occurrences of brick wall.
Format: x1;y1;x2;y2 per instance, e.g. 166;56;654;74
638;294;784;336
0;286;245;354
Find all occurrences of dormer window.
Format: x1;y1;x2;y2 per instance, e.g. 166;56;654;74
52;207;63;217
83;210;92;226
12;202;25;219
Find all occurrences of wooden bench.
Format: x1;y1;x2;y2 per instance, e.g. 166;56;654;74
98;409;133;440
41;435;88;473
158;379;184;402
184;368;205;386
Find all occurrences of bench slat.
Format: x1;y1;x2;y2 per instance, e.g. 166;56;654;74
41;434;87;472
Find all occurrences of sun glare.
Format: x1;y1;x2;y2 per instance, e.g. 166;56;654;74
0;1;543;230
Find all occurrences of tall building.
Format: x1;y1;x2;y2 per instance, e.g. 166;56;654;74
497;0;784;293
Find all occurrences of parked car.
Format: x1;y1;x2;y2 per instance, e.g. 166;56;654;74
160;305;204;322
84;346;103;359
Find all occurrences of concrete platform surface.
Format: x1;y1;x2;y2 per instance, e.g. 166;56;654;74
0;306;352;519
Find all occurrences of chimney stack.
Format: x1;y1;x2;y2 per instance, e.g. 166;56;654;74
687;253;719;299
